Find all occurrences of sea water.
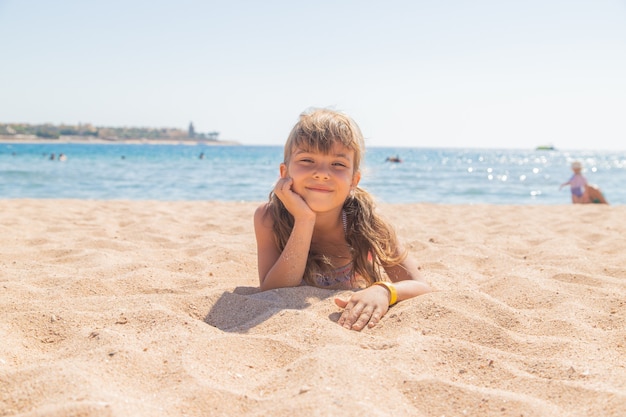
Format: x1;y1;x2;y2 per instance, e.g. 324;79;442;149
1;142;624;205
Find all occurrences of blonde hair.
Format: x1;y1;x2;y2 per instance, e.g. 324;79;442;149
267;108;406;287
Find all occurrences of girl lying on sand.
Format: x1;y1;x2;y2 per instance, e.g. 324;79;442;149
254;108;432;331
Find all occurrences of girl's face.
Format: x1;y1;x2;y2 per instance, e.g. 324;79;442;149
281;142;360;213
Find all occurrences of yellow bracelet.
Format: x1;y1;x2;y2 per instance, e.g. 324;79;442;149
372;281;398;306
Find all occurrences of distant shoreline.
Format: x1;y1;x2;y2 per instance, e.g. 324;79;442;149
0;135;240;146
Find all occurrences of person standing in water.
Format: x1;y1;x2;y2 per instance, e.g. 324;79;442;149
559;161;608;204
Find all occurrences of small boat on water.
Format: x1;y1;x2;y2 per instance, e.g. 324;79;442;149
385;155;402;163
536;145;556;151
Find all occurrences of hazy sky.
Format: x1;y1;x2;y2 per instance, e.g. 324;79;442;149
1;0;625;150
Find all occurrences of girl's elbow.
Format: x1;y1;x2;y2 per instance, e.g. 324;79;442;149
259;277;274;292
259;276;301;292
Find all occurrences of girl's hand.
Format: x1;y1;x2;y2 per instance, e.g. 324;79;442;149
334;285;391;331
273;177;315;220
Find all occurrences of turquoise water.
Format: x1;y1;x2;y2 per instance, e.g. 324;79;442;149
1;142;624;205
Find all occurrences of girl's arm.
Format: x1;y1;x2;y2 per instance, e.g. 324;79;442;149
384;248;432;300
255;176;319;290
254;203;315;291
335;246;432;331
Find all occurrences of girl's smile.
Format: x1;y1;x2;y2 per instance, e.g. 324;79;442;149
306;184;333;193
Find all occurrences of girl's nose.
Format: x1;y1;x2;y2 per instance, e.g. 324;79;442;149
313;165;330;179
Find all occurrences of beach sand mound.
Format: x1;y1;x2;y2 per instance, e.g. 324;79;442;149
1;200;624;416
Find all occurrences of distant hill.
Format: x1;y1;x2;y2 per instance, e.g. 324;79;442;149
0;122;221;142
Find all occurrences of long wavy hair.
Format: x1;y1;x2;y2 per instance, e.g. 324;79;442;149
267;108;407;287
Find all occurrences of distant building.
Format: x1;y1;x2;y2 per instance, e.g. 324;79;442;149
188;122;195;138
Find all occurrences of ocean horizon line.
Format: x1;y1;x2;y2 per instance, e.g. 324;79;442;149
2;136;625;153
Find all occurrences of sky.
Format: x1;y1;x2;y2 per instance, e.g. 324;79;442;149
1;0;625;151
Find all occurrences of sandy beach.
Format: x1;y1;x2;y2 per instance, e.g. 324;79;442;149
1;200;624;417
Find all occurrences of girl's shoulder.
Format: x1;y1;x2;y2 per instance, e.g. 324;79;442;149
254;202;272;217
254;202;275;229
254;201;271;214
